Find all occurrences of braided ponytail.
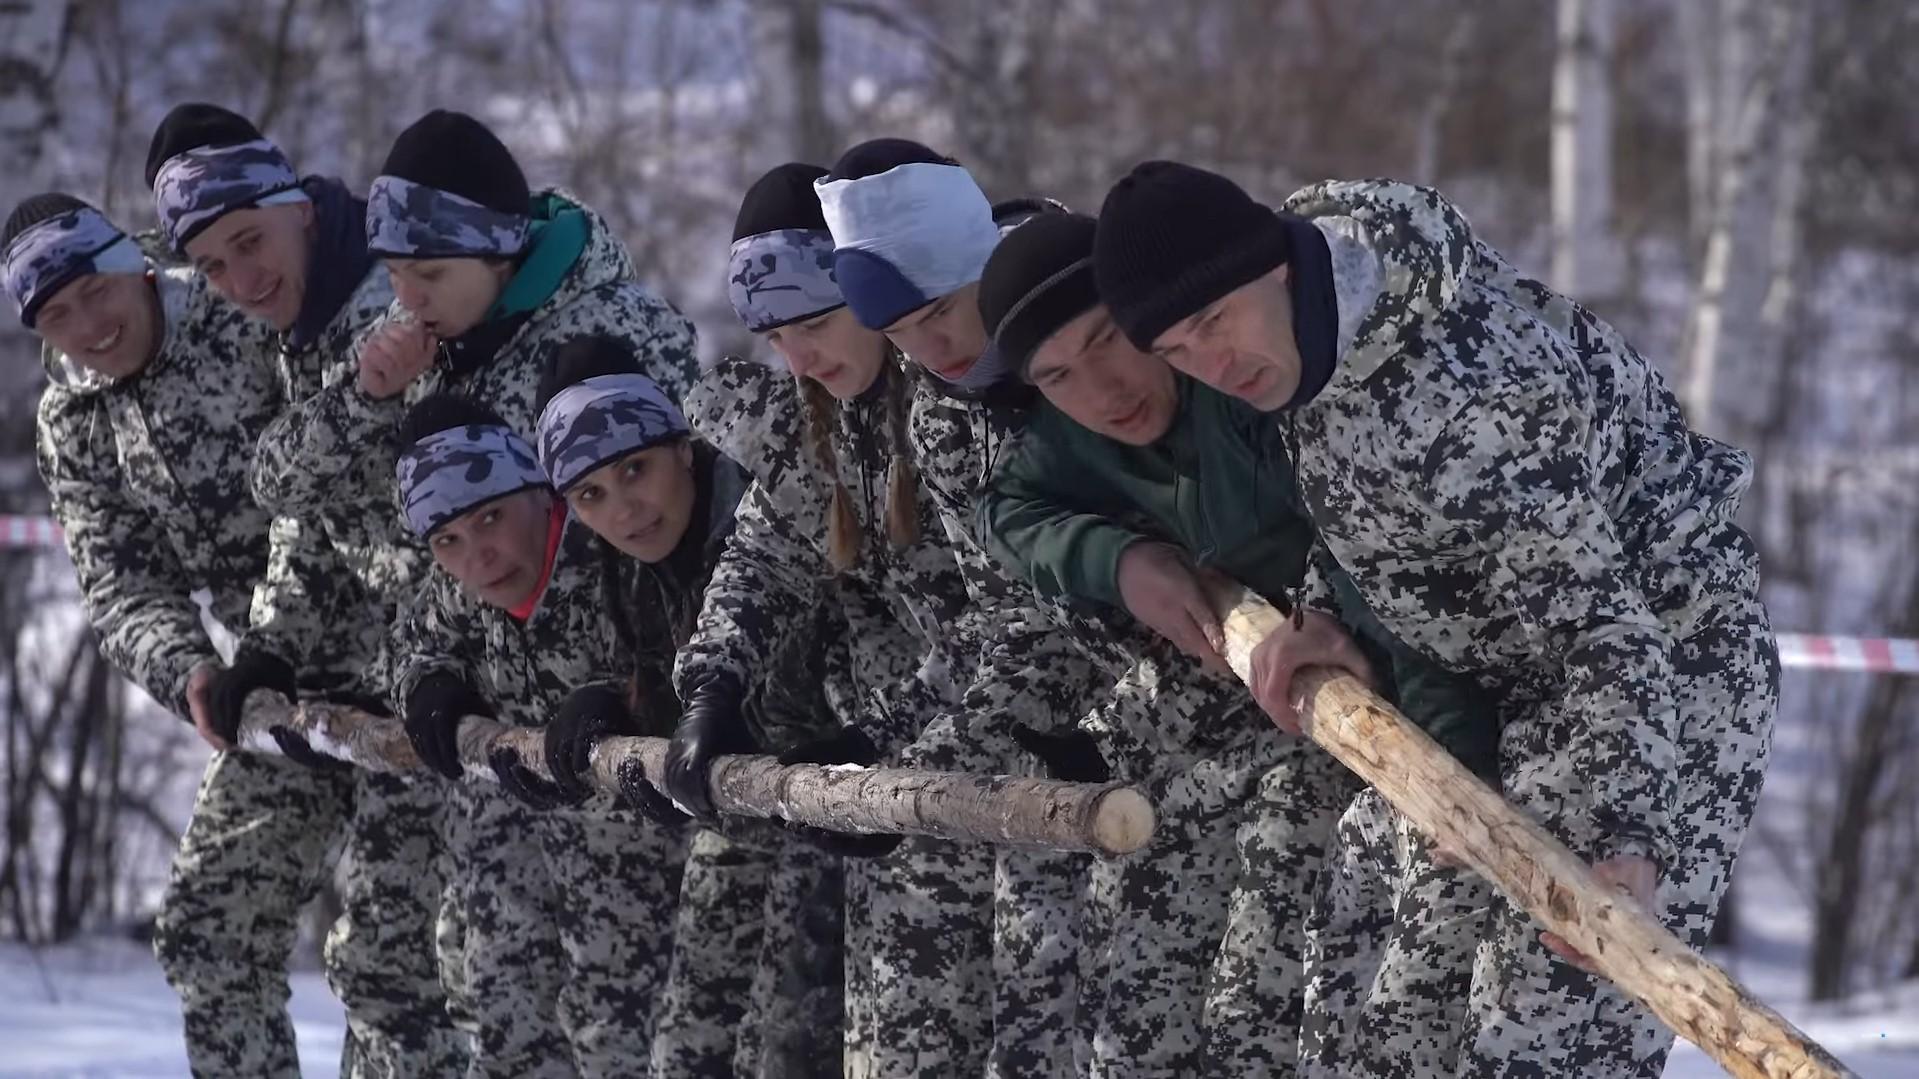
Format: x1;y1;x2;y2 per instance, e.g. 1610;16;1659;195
882;356;921;550
799;375;863;572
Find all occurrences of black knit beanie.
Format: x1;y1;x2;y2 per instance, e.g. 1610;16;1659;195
2;192;93;251
399;392;509;446
380;110;529;215
1094;161;1292;350
826;138;954;181
144;103;264;188
732;162;830;241
978;212;1100;377
537;334;642;409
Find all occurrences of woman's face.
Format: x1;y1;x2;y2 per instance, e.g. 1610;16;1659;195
385;257;512;339
427;488;556;609
761;306;890;399
562;441;699;563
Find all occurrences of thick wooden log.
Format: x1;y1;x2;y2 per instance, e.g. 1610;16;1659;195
238;693;1154;857
1208;582;1855;1079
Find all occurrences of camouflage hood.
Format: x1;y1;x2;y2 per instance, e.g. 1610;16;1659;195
1280;180;1471;403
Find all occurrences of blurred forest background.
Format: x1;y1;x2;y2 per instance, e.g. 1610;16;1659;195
0;0;1915;1010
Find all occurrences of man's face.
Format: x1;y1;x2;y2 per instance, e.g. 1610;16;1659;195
34;272;161;381
763;306;889;400
184;202;314;331
427;488;555;609
386;258;511;340
1150;267;1299;412
562;441;698;563
882;281;989;382
1028;305;1179;446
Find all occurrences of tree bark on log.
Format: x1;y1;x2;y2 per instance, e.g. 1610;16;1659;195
237;693;1154;857
1206;581;1855;1079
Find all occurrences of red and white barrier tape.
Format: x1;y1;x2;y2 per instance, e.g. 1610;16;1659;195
6;516;1919;673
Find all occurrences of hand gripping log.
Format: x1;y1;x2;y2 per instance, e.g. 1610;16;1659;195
237;691;1155;857
1207;581;1854;1079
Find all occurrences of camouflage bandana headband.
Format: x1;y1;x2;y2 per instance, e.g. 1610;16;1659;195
726;228;844;333
366;174;531;260
151;138;309;251
3;207;148;326
537;373;689;493
396;423;549;538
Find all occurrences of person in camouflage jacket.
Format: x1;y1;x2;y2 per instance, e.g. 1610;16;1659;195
388;394;689;1078
527;335;848;1079
8;191;381;1079
1094;163;1777;1077
146;102;464;1077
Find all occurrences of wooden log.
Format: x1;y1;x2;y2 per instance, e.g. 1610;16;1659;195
1207;581;1855;1079
238;692;1155;857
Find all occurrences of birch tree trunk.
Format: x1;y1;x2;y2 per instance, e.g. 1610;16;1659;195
1679;0;1721;260
1550;0;1619;300
749;0;834;165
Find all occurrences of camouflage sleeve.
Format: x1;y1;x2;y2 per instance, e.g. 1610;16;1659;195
244;514;381;683
673;479;827;697
620;293;701;406
1426;385;1678;867
248;309;406;517
904;503;1108;772
975;425;1144;608
388;566;483;707
35;395;216;719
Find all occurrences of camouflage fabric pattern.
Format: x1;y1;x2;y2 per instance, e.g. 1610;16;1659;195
2;205;146;323
536;373;688;493
726;227;842;332
151;138;304;250
395;512;690;1075
395;422;547;539
365;174;532;259
1276;179;1778;1069
151;751;354;1079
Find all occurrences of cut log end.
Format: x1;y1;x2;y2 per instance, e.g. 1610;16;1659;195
1091;787;1156;856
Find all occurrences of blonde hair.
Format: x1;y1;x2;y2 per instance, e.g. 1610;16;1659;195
797;354;920;572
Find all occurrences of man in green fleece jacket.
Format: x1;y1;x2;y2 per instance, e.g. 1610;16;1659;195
975;211;1500;1077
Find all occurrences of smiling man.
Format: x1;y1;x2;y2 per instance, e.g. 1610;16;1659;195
1087;161;1778;1078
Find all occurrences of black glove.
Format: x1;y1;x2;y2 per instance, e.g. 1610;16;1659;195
616;757;690;827
664;672;754;819
1010;724;1111;784
545;685;639;800
490;745;579;810
404;672;491;781
206;648;298;745
776;726;903;859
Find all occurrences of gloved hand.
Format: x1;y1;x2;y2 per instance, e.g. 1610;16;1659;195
545;684;639;801
206;648;299;747
776;726;903;859
404;672;491;781
490;745;578;810
267;689;386;774
616;758;691;827
663;672;754;819
1010;724;1111;784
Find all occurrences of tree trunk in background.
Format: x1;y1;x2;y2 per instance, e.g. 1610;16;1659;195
1410;9;1476;186
1680;0;1791;443
1550;0;1619;300
1678;0;1719;261
750;0;834;165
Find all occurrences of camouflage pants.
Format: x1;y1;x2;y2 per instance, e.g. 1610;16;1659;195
1454;593;1777;1076
653;824;845;1078
447;782;689;1078
991;845;1090;1079
327;771;468;1078
154;750;352;1079
1298;789;1492;1078
154;751;461;1079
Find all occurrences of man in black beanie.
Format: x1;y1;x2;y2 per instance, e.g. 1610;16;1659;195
145;101;468;1078
1083;164;1777;1078
977;209;1504;1076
